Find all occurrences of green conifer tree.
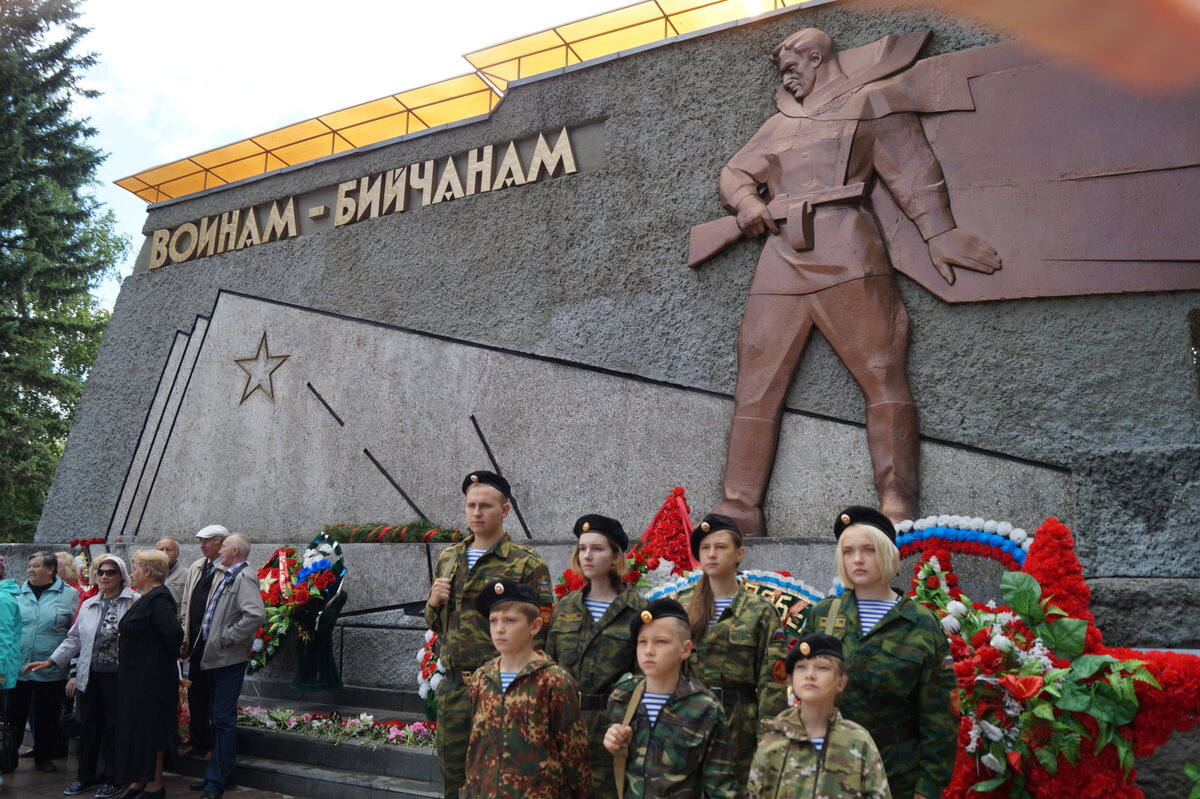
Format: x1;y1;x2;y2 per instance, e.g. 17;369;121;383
0;0;127;540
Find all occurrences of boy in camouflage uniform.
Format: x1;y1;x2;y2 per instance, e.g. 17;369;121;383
604;598;737;799
747;633;891;799
463;578;591;799
425;471;554;799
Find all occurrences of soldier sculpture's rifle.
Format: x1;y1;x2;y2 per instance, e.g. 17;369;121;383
687;182;866;268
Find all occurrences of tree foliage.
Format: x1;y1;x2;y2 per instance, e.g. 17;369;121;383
0;0;127;540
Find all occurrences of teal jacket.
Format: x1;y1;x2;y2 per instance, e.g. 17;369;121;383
0;579;20;690
17;577;80;682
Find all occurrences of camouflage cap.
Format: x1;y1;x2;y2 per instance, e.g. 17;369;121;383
786;633;844;672
833;505;896;542
690;512;741;558
630;597;691;638
462;469;511;499
474;577;540;618
572;513;629;551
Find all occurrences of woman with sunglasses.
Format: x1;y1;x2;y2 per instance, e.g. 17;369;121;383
25;555;137;799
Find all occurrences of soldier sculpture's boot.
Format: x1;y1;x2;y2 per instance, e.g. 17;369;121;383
713;415;780;537
865;400;920;522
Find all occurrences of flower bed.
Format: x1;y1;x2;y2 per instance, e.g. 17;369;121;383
237;706;437;748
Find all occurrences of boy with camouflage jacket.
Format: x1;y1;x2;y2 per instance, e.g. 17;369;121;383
604;599;737;799
747;633;890;799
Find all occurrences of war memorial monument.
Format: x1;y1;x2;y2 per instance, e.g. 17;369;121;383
11;0;1199;795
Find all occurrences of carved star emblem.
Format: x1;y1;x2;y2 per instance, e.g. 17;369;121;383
234;332;290;404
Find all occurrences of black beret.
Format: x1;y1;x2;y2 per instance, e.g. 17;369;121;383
573;514;629;552
785;633;845;672
833;505;896;543
629;597;691;639
462;470;511;499
690;513;740;559
474;578;540;618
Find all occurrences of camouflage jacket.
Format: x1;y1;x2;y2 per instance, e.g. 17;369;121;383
683;585;789;719
801;591;956;799
464;653;591;799
607;674;738;799
424;533;553;672
547;586;646;694
747;706;891;799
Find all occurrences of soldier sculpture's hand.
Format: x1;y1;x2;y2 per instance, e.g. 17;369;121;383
927;228;1002;285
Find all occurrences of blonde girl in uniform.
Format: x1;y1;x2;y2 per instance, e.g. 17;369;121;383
801;505;956;799
682;513;787;793
546;514;646;799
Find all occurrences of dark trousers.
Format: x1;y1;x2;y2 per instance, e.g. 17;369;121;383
186;649;212;753
201;663;244;793
7;679;66;761
77;672;119;783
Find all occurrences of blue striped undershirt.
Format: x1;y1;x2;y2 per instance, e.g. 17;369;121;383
857;599;898;635
500;671;517;692
811;737;825;752
583;598;611;623
642;692;671;724
710;596;734;625
466;548;486;569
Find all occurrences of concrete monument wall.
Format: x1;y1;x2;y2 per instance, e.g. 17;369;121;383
35;1;1200;655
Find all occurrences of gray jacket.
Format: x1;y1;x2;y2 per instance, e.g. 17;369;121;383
198;563;265;671
49;585;139;693
164;561;190;614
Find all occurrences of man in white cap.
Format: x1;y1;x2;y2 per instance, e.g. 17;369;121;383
178;524;228;758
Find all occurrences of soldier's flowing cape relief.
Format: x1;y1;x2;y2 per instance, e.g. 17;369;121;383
802;591;956;799
746;706;892;799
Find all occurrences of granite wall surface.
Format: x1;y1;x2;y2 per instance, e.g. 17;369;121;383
36;0;1199;653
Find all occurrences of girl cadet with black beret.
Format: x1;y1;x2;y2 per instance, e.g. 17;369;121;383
801;506;956;799
546;514;647;799
679;513;788;794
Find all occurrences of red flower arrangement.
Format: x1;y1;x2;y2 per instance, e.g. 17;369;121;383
248;546;298;673
638;487;695;573
911;518;1200;799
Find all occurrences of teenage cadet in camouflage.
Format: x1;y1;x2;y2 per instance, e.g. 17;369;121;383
464;578;591;799
424;471;554;799
548;514;647;799
604;598;738;799
800;507;955;799
747;633;891;799
680;514;788;793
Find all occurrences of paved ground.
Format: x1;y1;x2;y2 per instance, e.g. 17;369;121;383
1;751;300;799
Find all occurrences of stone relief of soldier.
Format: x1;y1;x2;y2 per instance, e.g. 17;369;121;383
690;28;1003;536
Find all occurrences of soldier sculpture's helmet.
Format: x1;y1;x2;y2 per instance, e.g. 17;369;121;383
690;513;741;559
785;632;845;672
573;514;628;551
832;505;895;542
474;578;540;618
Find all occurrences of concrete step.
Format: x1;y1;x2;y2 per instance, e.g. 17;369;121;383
175;727;441;799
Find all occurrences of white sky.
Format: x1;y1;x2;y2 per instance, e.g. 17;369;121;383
75;0;624;309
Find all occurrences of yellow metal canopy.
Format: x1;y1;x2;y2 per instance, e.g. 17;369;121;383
117;0;809;203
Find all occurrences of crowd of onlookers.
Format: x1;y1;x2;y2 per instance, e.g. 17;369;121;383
0;528;265;799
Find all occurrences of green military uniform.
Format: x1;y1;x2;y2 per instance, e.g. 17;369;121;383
747;706;892;799
547;586;647;799
607;673;738;799
681;585;788;793
801;591;955;799
463;652;591;799
424;533;553;799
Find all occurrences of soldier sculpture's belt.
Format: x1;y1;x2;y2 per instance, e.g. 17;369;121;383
868;721;920;748
711;686;757;708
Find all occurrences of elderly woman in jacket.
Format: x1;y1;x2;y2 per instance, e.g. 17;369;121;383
26;555;137;798
115;550;183;799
